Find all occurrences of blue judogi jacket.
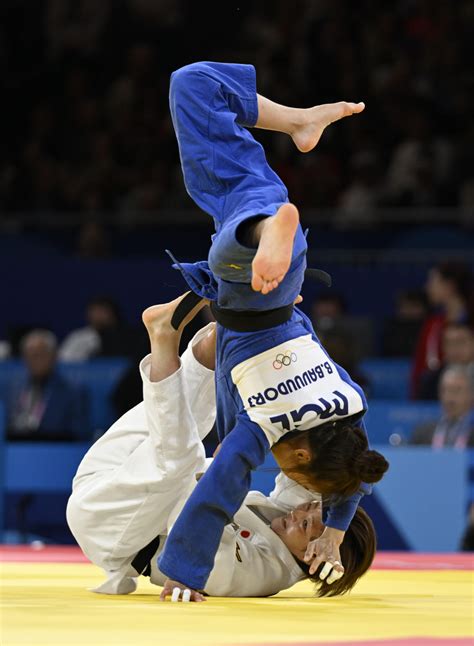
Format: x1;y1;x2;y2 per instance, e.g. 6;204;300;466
158;62;372;590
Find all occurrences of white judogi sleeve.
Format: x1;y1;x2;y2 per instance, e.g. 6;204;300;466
66;324;216;589
268;472;321;512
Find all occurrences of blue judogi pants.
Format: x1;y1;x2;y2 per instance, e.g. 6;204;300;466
168;61;308;311
158;62;369;590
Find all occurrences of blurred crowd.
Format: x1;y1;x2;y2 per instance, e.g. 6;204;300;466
1;0;473;549
2;258;473;447
1;0;474;222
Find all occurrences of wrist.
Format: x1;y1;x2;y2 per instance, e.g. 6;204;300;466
323;526;345;545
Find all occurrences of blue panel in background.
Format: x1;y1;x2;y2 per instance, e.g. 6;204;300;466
371;445;467;552
5;443;91;493
364;400;440;444
359;359;411;399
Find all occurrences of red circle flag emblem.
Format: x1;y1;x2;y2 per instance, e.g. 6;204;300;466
240;530;251;539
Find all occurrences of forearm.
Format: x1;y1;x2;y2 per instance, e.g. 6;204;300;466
157;417;268;590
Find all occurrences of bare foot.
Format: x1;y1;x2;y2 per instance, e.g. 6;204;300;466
292;101;365;153
251;203;299;294
142;292;207;339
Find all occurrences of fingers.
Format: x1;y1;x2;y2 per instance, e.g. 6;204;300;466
319;562;333;580
318;560;345;584
304;542;318;565
160;585;206;603
308;556;324;576
327;567;344;585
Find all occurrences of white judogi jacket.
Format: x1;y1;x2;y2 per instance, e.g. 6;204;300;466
67;325;316;597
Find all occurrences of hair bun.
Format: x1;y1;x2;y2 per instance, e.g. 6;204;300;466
354;450;389;483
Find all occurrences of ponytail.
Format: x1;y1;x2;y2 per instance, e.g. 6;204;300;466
353;449;389;483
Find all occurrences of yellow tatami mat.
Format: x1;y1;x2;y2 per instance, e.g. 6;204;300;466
1;558;472;646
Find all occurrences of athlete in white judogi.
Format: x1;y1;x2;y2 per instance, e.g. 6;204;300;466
67;296;375;601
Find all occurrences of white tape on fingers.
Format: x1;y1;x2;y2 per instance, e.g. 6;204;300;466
171;587;181;602
182;589;191;603
327;569;344;584
319;562;333;580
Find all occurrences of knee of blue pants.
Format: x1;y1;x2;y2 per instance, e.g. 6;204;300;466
208;218;308;310
169;62;210;103
208;217;257;284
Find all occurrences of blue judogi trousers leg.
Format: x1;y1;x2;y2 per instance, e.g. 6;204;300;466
168;61;308;311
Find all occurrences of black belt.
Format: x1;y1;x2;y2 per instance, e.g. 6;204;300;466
209;267;331;332
210;302;294;332
131;535;161;577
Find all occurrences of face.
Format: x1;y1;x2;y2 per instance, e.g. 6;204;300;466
439;371;473;419
312;299;343;321
87;304;116;329
271;501;325;560
397;298;426;320
271;441;315;490
23;338;56;379
442;327;474;364
425;269;451;306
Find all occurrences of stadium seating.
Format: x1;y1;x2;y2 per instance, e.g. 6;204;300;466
359;358;412;399
0;358;130;435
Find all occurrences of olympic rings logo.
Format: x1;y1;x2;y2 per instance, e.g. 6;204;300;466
272;351;297;370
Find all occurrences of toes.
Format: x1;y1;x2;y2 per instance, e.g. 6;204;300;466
251;273;264;292
255;274;284;294
340;101;365;116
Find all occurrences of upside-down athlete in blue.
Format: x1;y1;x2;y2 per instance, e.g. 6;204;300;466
157;62;389;602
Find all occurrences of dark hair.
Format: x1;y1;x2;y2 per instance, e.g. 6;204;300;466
87;295;121;321
435;261;473;306
296;506;376;597
297;418;389;497
312;292;347;314
435;261;474;325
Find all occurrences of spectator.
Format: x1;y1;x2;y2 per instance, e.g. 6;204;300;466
410;365;474;449
311;293;374;361
318;328;371;398
0;338;11;360
76;220;111;259
59;296;143;361
417;323;474;400
1;2;472;214
6;329;90;441
411;261;474;398
382;289;428;357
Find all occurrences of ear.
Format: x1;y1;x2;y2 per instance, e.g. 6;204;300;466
294;448;311;463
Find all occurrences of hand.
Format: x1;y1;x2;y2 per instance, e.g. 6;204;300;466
159;578;206;602
304;526;345;584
